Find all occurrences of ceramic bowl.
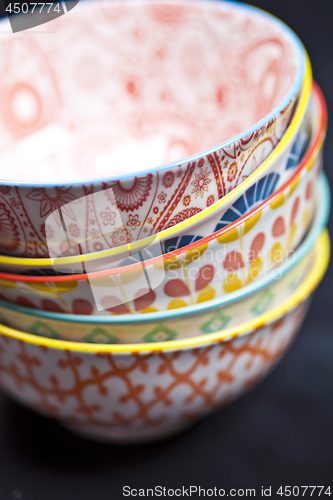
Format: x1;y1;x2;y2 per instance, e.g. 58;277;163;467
0;173;329;343
0;230;328;444
45;70;313;265
0;0;307;258
0;65;312;274
0;85;325;319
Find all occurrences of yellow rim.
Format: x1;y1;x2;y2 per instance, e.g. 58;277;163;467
0;54;312;269
0;229;329;353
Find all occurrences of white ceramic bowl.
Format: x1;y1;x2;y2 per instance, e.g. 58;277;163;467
0;65;312;275
0;0;307;258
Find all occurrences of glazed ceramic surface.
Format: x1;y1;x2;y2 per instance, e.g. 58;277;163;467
8;127;329;325
0;67;313;274
0;231;328;443
0;236;318;343
0;165;329;330
0;69;313;275
0;0;307;258
0;139;326;321
0;174;328;343
77;128;324;315
45;75;313;262
0;303;310;443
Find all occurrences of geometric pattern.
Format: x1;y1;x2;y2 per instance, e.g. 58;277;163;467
214;172;281;232
0;301;308;442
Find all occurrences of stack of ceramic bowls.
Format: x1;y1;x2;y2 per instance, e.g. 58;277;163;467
0;0;329;444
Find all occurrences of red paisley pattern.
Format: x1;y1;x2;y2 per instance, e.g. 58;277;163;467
0;202;20;253
165;207;202;229
162;171;175;188
26;187;80;224
0;1;301;257
103;175;153;212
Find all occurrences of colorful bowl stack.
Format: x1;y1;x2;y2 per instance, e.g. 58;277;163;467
0;0;329;444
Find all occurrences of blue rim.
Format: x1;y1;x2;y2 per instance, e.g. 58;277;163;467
0;0;306;187
0;173;329;323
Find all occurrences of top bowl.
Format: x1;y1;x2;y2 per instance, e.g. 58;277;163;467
0;0;306;258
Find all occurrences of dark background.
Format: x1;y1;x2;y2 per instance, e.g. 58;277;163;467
0;1;332;499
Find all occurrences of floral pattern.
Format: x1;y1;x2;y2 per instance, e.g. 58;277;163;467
68;223;80;238
111;227;133;247
207;195;215;207
191;167;212;198
227;162;238;183
162;171;175;188
9;197;20;209
127;214;141;230
26;187;80;225
183;195;191;206
158;192;167;204
101;207;116;226
89;229;100;239
104;175;153;212
0;186;10;195
41;224;54;239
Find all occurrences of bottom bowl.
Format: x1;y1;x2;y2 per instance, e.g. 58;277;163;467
0;230;329;444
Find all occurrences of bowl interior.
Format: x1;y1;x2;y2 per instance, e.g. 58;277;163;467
0;0;300;183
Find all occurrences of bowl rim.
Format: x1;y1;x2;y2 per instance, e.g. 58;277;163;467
0;170;330;325
0;228;329;353
0;0;307;188
0;77;324;285
0;61;314;269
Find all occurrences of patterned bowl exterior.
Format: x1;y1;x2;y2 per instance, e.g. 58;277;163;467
0;302;309;443
0;228;328;443
0;171;329;343
0;236;317;343
0;111;325;324
45;78;313;264
0;0;307;259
